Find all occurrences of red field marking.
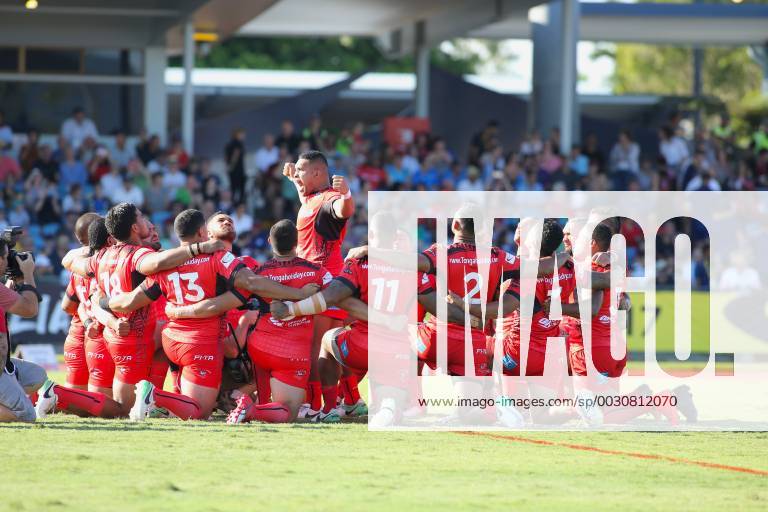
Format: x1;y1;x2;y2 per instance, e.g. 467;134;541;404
458;431;768;477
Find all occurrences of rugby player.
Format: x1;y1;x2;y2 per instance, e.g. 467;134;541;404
556;218;695;425
204;211;264;403
282;150;361;418
82;217;121;395
108;210;321;420
60;213;101;389
36;216;130;420
165;219;342;423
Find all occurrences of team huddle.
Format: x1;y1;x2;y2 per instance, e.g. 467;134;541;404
33;150;695;427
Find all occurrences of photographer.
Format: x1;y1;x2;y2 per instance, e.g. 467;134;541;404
0;238;44;422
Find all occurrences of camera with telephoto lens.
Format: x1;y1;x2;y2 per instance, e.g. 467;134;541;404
2;226;34;279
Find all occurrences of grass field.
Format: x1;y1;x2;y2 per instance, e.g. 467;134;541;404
3;373;767;511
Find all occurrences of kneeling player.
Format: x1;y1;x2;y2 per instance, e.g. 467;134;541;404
166;220;333;423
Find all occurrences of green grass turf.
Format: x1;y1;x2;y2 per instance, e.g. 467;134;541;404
3;371;766;511
2;418;766;512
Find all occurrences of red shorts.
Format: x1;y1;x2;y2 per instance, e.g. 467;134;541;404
499;337;546;377
322;306;348;321
417;324;490;377
63;335;88;387
105;337;151;385
568;343;626;378
328;328;367;372
85;335;115;388
247;343;309;389
161;333;222;389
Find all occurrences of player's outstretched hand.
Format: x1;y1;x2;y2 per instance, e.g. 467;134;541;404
196;239;226;255
271;300;291;320
346;245;368;261
299;283;321;299
283;162;296;180
115;318;131;337
331;175;349;195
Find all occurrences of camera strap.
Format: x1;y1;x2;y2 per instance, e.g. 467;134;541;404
4;313;13;374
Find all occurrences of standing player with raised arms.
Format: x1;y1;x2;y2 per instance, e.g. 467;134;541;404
283;150;360;418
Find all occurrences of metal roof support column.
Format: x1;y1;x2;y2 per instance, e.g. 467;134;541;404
144;45;168;145
415;21;430;119
182;17;195;154
559;0;579;155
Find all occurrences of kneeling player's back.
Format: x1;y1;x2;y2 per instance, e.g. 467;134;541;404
251;257;332;356
143;250;243;344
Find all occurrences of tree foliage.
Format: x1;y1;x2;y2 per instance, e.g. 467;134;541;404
605;44;763;107
174;36;481;75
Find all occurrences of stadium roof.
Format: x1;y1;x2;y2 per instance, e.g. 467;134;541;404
0;0;271;50
472;2;768;45
238;1;768;48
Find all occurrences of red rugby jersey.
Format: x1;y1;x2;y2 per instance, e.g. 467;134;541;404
64;272;90;341
296;187;348;276
248;257;332;358
564;262;623;348
81;247;108;335
89;243;156;342
421;243;519;337
226;254;260;330
335;257;432;343
501;260;577;348
142;251;244;345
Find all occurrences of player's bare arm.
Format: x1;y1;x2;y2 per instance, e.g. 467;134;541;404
108;285;154;314
63;247;92;277
330;175;354;219
419;290;480;328
76;301;90;325
590;269;624;290
338;296;368;322
534;251;572;276
61;294;78;316
90;290;130;336
447;285;521;321
270;278;352;320
551;287;604;319
233;267;320;300
136;238;226;275
165;292;244;320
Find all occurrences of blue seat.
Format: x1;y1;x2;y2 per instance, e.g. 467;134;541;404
151;211;171;227
42;223;60;237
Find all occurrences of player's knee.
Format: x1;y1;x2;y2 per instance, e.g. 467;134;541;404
320;328;339;355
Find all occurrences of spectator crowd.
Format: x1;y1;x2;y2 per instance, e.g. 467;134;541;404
1;104;767;290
